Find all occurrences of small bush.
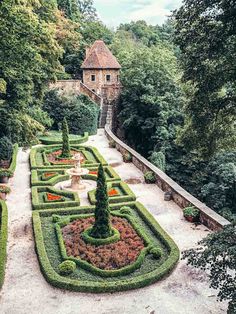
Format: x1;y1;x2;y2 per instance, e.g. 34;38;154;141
109;140;116;148
0;137;13;161
123;152;132;163
0;169;13;178
0;186;11;194
144;171;156;184
183;206;200;219
149;247;162;259
58;260;76;275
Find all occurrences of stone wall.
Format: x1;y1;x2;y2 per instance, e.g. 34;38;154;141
49;80;81;94
105;125;230;231
83;69;120;96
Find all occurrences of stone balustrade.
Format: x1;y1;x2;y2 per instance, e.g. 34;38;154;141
105;125;231;231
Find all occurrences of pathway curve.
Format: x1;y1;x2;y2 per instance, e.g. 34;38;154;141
0;132;228;314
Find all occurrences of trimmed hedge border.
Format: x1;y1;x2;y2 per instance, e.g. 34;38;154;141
30;145;108;170
31;166;120;187
0;201;8;288
31;186;80;210
88;181;136;205
39;132;89;145
8;144;18;174
32;201;180;292
31;169;70;187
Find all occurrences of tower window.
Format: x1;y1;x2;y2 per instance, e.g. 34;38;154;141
117;75;120;82
106;74;111;82
91;75;96;82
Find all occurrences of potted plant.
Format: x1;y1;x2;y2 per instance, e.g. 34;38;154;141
144;171;156;184
123;152;132;163
183;206;200;223
0;169;13;183
0;185;11;200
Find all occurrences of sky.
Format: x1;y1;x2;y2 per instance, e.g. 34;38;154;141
93;0;183;28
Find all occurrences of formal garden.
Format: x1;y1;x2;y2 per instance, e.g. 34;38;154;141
29;121;179;292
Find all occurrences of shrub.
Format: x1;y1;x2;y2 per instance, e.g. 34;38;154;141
144;171;156;184
27;106;53;129
43;90;99;135
109;140;116;148
123;152;132;163
149;151;166;171
0;137;13;161
183;206;200;219
60;118;71;158
0;169;13;178
149;247;162;259
58;260;76;275
90;164;113;239
0;186;11;194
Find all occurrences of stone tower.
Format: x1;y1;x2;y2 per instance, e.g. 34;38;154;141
81;40;121;103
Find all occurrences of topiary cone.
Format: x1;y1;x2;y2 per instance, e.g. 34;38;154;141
90;164;113;239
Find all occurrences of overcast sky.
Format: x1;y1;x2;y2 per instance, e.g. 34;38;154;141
93;0;183;28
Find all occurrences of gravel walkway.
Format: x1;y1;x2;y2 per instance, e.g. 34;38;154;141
0;130;228;314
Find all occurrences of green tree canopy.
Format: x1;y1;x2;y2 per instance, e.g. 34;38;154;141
174;0;236;157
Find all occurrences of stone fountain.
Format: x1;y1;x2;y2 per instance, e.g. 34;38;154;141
65;153;89;191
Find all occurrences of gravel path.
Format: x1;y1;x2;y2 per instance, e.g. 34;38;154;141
0;131;228;314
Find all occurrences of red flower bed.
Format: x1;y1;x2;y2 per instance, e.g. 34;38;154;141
89;171;98;175
108;188;119;196
62;216;145;270
47;150;85;165
46;193;63;202
44;172;56;178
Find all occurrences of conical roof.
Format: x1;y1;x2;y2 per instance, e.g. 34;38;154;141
81;40;121;70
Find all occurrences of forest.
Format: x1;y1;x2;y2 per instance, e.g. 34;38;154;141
0;0;235;311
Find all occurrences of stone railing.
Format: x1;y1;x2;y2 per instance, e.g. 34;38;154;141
105;125;230;231
80;82;102;106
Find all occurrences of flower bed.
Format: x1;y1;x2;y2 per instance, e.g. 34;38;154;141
88;182;136;205
30;145;108;169
31;186;80;210
62;216;144;270
32;202;179;292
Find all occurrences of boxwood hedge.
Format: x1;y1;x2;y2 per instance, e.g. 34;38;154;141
30;145;108;170
39;132;89;145
88;181;136;205
0;201;8;288
31;186;80;210
32;202;179;293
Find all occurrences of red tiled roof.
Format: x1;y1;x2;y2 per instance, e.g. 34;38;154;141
81;40;121;70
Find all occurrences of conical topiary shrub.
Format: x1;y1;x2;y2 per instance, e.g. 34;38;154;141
60;118;71;158
90;164;113;239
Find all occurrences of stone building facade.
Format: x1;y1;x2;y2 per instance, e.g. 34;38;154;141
81;40;121;102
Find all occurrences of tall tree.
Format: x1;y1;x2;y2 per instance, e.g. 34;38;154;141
60;118;71;158
174;0;236;157
78;0;98;22
0;0;62;144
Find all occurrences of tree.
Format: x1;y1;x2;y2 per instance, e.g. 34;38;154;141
116;44;184;158
43;90;99;135
183;224;236;314
0;0;62;144
174;0;236;157
149;151;166;172
78;0;98;22
201;152;236;219
90;164;113;239
60;118;71;158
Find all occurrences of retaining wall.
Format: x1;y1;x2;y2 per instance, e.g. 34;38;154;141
105;125;230;231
